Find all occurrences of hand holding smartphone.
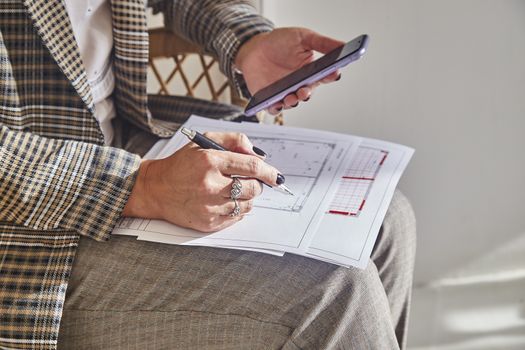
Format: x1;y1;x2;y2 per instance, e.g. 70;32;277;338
244;34;369;116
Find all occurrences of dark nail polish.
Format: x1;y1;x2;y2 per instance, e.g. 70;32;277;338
276;173;286;185
252;146;267;157
276;106;283;112
291;102;299;108
304;97;310;102
336;74;342;81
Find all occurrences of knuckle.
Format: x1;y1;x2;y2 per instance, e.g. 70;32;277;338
245;181;255;198
202;204;214;215
200;150;217;168
201;177;217;195
200;215;215;228
248;157;262;174
246;180;259;198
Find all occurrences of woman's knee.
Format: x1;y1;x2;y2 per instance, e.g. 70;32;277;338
373;190;417;263
387;190;416;239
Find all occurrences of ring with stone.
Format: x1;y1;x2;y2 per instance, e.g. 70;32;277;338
230;177;242;200
230;198;241;217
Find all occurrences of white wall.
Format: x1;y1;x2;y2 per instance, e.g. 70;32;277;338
261;0;525;285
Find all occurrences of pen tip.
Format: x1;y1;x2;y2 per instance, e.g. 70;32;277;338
280;185;294;196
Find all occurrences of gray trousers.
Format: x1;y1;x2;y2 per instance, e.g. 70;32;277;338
58;125;417;349
58;191;416;350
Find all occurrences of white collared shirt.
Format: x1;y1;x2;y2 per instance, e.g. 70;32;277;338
64;0;115;145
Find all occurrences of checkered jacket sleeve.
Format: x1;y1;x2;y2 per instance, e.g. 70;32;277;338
149;0;274;94
0;125;141;241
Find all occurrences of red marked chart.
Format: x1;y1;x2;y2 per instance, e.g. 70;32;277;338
328;147;388;217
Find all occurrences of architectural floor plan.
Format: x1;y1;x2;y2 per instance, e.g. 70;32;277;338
114;116;414;269
115;116;359;254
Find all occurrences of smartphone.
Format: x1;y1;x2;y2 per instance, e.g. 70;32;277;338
244;34;369;116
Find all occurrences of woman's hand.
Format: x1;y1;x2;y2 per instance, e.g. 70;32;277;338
123;132;280;232
235;27;344;115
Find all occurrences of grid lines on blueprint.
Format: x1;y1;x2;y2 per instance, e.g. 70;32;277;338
329;147;388;216
251;137;335;212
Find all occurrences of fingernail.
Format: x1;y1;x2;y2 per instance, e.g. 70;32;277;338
276;106;283;112
252;146;267;157
276;173;286;185
336;74;342;81
304;97;310;102
291;102;299;108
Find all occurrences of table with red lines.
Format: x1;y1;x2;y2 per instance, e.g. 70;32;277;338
328;147;388;217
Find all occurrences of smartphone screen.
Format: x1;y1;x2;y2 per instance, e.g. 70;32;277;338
245;34;369;116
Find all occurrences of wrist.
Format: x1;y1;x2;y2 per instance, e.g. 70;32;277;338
234;32;268;73
122;159;159;219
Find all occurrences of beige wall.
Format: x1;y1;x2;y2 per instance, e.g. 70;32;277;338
261;5;525;346
261;0;525;285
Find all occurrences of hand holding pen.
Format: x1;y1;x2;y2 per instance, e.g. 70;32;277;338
181;127;293;196
123;130;292;233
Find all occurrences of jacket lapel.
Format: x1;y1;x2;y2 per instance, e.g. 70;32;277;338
23;0;94;112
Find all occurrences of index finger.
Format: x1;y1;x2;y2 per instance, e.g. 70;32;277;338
217;152;281;187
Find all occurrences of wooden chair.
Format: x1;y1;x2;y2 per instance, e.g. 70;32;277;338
148;28;284;125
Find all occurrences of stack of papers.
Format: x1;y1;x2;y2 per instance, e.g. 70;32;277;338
113;116;413;268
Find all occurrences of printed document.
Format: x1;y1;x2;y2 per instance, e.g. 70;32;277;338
113;116;414;268
115;116;361;255
306;140;414;268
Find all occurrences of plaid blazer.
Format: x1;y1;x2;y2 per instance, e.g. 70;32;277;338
0;0;272;348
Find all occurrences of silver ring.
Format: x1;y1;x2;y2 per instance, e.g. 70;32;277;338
230;198;241;217
230;177;242;200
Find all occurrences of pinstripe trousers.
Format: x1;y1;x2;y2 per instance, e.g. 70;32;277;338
58;126;417;350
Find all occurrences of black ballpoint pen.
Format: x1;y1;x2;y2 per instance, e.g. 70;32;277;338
181;127;294;196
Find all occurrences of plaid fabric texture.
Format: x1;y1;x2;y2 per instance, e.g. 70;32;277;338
0;0;273;348
149;0;274;93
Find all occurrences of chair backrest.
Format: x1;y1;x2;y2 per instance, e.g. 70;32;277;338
148;28;284;125
148;28;245;107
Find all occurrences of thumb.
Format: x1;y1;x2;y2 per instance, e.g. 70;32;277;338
301;29;345;54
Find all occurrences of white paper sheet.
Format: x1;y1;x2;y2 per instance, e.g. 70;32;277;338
114;116;362;255
305;140;414;268
136;231;286;256
113;116;414;269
